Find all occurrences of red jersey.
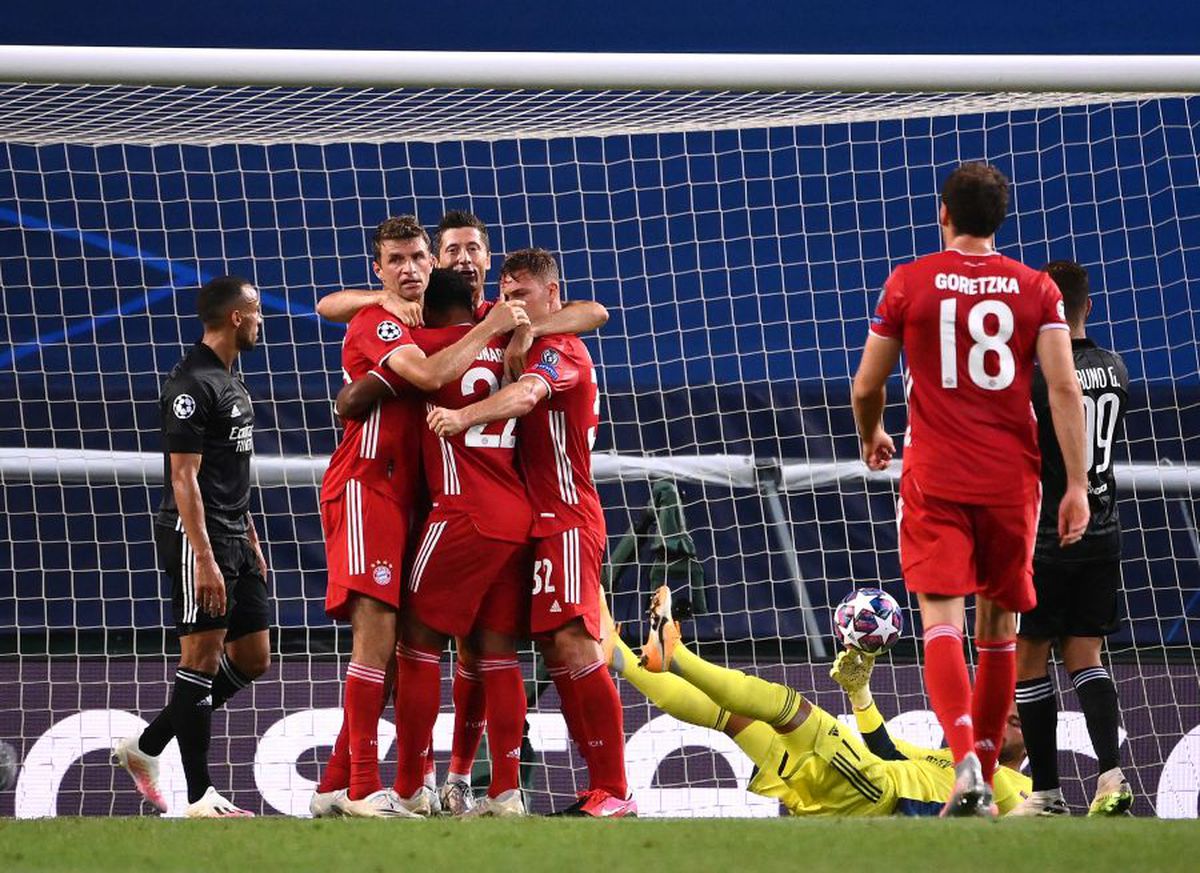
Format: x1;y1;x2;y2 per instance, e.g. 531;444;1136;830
871;248;1068;506
413;325;532;543
518;335;605;539
320;305;423;507
474;299;494;322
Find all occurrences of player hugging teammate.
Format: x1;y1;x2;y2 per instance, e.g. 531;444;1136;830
311;213;634;818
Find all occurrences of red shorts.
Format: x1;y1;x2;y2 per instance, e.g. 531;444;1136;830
321;480;409;621
406;512;531;638
530;527;604;639
898;472;1038;613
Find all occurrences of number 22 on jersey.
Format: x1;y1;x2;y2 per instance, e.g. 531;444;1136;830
460;366;516;448
939;298;1016;391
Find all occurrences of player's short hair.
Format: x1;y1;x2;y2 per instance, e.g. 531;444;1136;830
372;215;431;263
1044;259;1090;324
197;275;254;328
940;162;1009;238
423;267;476;326
434;209;490;254
500;247;560;285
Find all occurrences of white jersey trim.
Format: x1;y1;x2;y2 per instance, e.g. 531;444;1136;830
409;520;448;593
549;409;579;505
520;371;554;397
1038;322;1070;333
367;369;398;396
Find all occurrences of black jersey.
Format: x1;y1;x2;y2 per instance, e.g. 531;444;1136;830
1033;337;1129;563
156;341;255;536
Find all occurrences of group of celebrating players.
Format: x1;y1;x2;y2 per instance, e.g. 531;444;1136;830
114;161;1134;821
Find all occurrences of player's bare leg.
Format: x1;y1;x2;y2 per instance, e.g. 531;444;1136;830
1058;636;1132;816
541;618;634;817
1013;635;1070;816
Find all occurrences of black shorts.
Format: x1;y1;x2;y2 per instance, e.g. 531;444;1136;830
1018;557;1122;639
154;520;270;640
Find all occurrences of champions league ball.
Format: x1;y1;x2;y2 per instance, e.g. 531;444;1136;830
833;588;903;654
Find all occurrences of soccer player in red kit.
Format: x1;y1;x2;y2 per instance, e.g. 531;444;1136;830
315;216;528;818
851;163;1090;817
428;248;635;818
316;211;609;812
336;268;535;817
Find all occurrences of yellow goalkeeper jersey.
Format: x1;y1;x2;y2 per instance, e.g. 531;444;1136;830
746;701;1031;817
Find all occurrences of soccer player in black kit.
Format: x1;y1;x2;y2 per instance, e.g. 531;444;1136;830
113;276;271;817
1012;260;1133;817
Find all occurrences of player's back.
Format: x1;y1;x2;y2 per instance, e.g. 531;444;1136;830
1033;339;1129;562
320;304;422;507
519;334;605;539
873;249;1068;505
413;325;531;542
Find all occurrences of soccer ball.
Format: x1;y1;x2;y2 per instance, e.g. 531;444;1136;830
833;588;903;653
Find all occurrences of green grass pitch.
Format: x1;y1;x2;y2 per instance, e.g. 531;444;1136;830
2;817;1198;873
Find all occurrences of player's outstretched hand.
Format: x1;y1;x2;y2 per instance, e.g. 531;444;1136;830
505;326;534;382
484;299;530;335
427;405;467;438
830;648;876;695
861;429;895;471
195;554;227;617
384;297;423;327
1058;483;1091;547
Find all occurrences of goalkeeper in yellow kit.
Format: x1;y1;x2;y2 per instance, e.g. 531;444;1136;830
610;587;1031;816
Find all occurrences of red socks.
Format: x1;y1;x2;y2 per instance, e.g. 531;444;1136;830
449;660;487;777
344;662;387;800
549;664;592;770
565;660;628;798
973;638;1017;782
479;655;526;796
317;720;351;794
393;643;442;798
923;624;975;765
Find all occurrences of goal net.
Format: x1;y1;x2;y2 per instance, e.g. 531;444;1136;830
1;48;1198;818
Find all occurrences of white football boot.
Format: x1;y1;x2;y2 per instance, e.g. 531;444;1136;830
1010;789;1071;817
309;788;346;818
1088;768;1134;816
395;785;438;817
438;780;476;816
336;788;423;819
184;786;255;818
463;789;526;818
112;736;168;813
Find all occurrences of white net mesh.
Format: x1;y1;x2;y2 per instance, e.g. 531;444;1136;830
1;81;1198;817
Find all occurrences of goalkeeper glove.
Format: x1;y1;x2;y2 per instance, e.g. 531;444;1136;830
830;648;876;711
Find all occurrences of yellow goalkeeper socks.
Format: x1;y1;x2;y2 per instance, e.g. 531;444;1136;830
614;638;729;731
671;642;801;728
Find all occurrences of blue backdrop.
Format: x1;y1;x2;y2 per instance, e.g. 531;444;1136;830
2;94;1198;651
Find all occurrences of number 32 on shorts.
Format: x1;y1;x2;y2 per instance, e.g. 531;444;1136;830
532;558;555;595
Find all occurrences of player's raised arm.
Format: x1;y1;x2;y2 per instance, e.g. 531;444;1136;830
851;333;902;470
504;301;609;380
317;289;423;327
428;375;548;437
1036;324;1090;545
384;298;529;392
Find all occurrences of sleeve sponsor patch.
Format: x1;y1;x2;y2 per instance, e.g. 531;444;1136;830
376;320;403;342
533;362;560;382
172;393;196;419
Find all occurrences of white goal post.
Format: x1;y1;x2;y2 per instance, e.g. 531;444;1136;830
1;47;1199;819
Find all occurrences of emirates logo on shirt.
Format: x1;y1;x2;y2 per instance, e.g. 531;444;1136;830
377;320;403;342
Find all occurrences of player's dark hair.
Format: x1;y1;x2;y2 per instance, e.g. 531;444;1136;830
434;209;490;255
423;268;476;327
500;247;560;285
1044;260;1090;324
197;275;253;328
372;215;430;263
941;162;1009;238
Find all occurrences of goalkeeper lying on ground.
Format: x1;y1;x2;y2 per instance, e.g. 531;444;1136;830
607;587;1031;816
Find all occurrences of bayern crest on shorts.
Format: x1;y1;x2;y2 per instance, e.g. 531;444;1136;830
371;560;393;586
